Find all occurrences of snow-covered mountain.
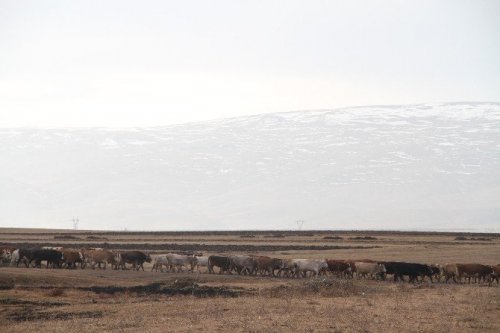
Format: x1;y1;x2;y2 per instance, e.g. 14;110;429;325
1;102;499;231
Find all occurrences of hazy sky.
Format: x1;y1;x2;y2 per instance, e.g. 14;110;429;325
1;0;499;127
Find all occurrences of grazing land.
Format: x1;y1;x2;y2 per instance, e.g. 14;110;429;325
1;228;500;332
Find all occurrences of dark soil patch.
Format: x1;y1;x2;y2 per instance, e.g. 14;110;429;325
5;242;381;253
8;308;103;322
0;298;69;307
455;236;491;241
349;236;378;240
53;235;80;240
0;278;15;290
79;280;247;298
86;236;109;241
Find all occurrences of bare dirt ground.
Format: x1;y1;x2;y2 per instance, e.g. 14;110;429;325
1;228;499;332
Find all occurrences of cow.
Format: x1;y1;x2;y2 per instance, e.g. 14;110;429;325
229;255;256;275
354;262;386;280
490;265;500;284
82;249;119;270
277;259;296;278
152;255;170;272
167;253;198;273
343;259;373;276
253;256;284;277
456;264;493;284
194;256;209;273
119;251;152;271
12;248;37;267
0;246;16;264
10;249;20;266
208;255;231;274
440;264;459;283
326;260;352;278
61;249;84;269
429;264;442;282
42;246;64;251
29;249;63;268
293;259;328;278
382;262;434;283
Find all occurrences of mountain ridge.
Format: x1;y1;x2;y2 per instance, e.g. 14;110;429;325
1;102;499;231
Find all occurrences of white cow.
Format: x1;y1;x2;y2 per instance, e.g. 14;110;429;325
354;262;386;279
195;256;209;273
152;255;170;272
10;249;20;266
293;259;328;278
229;255;256;275
167;254;197;273
42;246;64;251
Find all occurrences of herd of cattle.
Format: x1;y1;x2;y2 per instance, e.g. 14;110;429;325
1;246;499;285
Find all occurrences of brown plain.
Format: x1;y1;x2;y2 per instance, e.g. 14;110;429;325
1;228;499;332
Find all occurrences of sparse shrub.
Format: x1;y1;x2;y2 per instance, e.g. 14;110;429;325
323;236;343;240
172;277;199;288
455;236;467;241
300;277;363;297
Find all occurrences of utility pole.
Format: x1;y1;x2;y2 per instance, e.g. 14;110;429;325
72;217;79;230
296;219;304;231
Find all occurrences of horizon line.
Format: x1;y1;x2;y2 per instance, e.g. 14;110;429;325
1;100;498;130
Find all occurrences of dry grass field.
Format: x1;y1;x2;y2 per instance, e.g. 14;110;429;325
1;228;500;332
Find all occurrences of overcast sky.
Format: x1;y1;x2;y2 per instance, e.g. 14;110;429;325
1;0;499;127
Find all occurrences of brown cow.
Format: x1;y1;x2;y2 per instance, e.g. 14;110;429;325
456;264;493;283
253;256;283;276
490;265;500;284
440;264;459;283
61;249;83;269
326;260;352;278
82;249;118;270
0;246;16;263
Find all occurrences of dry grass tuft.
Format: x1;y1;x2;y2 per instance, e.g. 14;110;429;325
0;278;15;290
302;276;367;297
46;288;65;297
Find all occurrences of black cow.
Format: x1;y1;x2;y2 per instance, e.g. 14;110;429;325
119;251;152;271
29;249;63;268
14;248;37;267
382;262;433;282
208;255;231;274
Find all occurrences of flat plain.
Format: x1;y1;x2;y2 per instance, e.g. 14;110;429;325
1;228;499;332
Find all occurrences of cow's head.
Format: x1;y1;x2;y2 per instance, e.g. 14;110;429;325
319;261;329;275
145;254;152;263
377;264;387;280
